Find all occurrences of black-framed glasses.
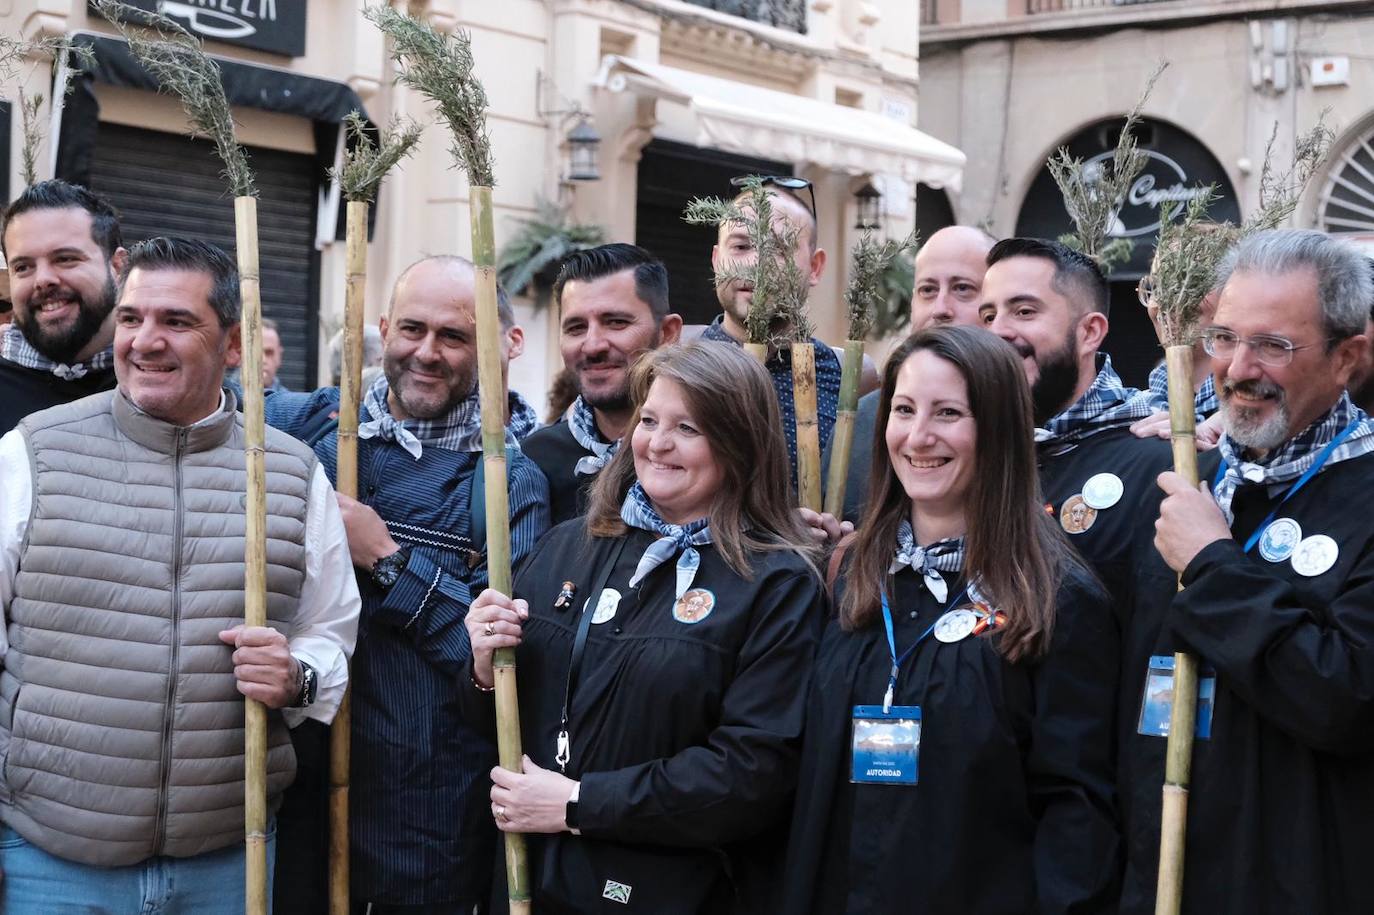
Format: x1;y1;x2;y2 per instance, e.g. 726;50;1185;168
1200;326;1329;367
729;174;817;222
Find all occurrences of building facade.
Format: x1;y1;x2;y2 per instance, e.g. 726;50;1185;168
918;0;1374;384
2;0;963;405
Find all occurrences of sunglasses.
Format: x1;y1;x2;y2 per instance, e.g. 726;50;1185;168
729;174;817;222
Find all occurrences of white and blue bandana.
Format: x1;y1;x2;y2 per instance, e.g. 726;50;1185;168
1037;355;1157;452
890;519;964;603
357;372;491;460
569;396;620;477
621;482;713;599
0;322;114;380
1146;361;1219;421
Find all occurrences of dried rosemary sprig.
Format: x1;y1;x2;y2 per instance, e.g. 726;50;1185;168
366;5;494;188
1244;117;1334;234
18;92;44;187
1150;192;1236;347
331;111;423;204
844;229;919;341
95;0;255;197
1048;60;1167;273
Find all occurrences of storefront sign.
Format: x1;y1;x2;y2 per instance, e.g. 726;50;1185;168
91;0;306;58
1015;118;1240;277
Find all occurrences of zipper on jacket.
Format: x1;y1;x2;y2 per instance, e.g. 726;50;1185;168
153;428;188;853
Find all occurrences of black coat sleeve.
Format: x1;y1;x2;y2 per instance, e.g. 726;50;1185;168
576;571;824;847
1029;573;1123;914
1173;537;1374;755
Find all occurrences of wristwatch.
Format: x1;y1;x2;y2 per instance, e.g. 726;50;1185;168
371;546;411;590
292;661;318;709
565;782;582;835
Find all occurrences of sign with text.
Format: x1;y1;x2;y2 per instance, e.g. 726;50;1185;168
92;0;306;58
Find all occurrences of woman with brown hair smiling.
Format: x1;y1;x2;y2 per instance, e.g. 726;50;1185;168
461;340;824;913
782;325;1120;914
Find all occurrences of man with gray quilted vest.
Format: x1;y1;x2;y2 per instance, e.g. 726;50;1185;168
0;236;360;911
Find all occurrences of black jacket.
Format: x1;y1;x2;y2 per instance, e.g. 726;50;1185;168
461;520;825;914
0;355;117;435
521;419;601;525
1119;448;1374;915
783;562;1121;914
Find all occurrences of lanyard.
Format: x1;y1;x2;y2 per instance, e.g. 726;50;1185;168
1213;421;1357;554
879;583;969;714
556;536;630;773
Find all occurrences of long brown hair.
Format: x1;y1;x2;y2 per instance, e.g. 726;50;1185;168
586;341;818;577
839;325;1078;662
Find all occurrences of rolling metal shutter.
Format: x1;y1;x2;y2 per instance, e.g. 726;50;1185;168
87;121;320;391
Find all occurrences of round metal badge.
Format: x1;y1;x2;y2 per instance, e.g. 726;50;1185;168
1082;472;1124;510
1291;534;1338;578
1257;518;1302;563
673;588;716;624
933;608;980;643
588;588;622;624
1058;494;1098;535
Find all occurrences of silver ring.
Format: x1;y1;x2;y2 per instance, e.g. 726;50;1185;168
484;622;496;637
495;805;507;821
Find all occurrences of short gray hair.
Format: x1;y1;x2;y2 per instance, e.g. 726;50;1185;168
1216;229;1373;342
328;323;383;385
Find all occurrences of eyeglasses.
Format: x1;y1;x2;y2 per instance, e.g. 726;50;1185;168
729;174;817;222
1136;275;1156;308
1200;327;1329;367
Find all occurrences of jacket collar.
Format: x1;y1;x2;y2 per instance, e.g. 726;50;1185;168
113;386;238;454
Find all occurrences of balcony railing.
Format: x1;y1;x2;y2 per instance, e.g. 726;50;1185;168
1026;0;1179;13
680;0;808;33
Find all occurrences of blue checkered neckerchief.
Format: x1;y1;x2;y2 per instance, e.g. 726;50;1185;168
620;482;713;599
1212;392;1374;524
507;390;539;441
0;323;114;380
1146;361;1219;421
357;372;490;460
1036;354;1157;452
890;519;965;604
700;317;841;488
569;395;620;477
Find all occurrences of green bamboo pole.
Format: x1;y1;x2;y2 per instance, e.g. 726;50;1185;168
235;194;270;915
824;339;865;517
472;185;531;913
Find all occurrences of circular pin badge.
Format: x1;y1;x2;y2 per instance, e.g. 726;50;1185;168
1082;473;1124;510
1058;494;1098;535
933;608;980;643
1291;534;1338;577
588;588;622;624
673;588;716;624
1257;518;1302;563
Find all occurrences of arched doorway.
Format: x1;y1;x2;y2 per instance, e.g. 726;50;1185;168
1015;117;1240;386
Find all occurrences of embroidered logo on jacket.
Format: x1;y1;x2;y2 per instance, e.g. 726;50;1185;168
603;880;632;904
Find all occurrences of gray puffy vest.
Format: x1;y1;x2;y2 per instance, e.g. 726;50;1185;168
0;389;316;866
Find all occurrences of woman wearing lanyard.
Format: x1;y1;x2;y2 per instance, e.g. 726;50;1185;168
782;325;1121;914
462;341;824;913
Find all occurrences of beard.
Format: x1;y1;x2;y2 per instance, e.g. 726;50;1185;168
1219;377;1290;452
382;351;476;421
576;331;661;415
1025;331;1082;426
18;274;118;364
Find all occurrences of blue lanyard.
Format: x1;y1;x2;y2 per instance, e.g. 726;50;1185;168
1213;421;1357;554
879;583;969;713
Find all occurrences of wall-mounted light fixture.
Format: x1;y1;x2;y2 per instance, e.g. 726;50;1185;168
854;181;882;231
538;71;602;183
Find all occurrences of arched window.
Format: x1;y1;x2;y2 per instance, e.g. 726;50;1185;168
1319;124;1374;240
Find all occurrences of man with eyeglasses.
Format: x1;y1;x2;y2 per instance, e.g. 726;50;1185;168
1119;229;1374;915
700;175;842;493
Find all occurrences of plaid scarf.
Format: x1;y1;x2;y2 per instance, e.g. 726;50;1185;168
1036;355;1157;451
891;519;964;603
507;390;539;441
1146;361;1219;421
621;482;713;599
357;373;486;460
0;323;114;380
1212;392;1374;524
569;396;620;477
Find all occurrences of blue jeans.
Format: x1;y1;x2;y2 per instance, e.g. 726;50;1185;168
0;822;276;914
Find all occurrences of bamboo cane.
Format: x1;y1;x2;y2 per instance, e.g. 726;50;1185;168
824;339;865;517
327;199;369;915
744;342;768;363
235;195;270;915
472;185;532;913
793;342;822;511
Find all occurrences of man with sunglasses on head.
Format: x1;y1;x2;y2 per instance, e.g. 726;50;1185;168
1119;229;1374;915
700;175;842;492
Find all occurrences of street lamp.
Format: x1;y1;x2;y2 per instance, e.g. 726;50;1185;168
854;181;881;231
565;117;601;182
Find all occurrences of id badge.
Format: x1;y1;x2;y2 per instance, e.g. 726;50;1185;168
1137;655;1216;740
851;705;921;785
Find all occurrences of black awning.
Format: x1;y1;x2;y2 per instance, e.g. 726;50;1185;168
56;32;379;238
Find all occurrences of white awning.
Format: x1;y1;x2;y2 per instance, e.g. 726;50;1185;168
594;55;965;192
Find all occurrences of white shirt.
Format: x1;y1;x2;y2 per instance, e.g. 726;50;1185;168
0;425;360;727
